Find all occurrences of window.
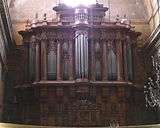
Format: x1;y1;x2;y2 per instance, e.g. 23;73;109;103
0;15;7;62
62;0;96;7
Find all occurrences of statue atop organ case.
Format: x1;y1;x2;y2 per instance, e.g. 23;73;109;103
17;1;142;127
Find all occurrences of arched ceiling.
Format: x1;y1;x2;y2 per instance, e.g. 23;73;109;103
7;0;152;45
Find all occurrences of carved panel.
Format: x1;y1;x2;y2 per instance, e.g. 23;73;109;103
47;40;57;54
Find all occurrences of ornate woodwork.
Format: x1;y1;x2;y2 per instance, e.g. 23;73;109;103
16;3;143;127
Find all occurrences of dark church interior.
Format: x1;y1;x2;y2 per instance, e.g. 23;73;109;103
0;0;160;127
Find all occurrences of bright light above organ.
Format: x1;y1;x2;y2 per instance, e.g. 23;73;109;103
61;0;96;7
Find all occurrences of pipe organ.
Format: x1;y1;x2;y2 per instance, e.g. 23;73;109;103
75;30;88;80
17;3;141;127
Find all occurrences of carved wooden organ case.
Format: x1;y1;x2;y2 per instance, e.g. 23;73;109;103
17;3;141;127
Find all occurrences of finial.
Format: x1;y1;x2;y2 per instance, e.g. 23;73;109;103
26;19;30;25
43;13;47;20
121;14;127;24
116;14;120;22
31;13;38;27
25;19;31;29
35;13;38;19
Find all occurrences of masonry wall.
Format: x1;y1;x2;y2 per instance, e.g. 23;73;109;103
0;62;4;121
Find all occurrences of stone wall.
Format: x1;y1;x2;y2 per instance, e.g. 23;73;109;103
0;62;3;121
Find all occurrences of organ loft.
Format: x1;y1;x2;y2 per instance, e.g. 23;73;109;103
15;2;143;127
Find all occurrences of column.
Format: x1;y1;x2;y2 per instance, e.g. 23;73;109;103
41;40;47;80
116;39;124;81
35;42;40;82
57;41;62;80
102;41;108;81
23;38;30;82
69;40;74;80
91;39;95;81
123;41;128;81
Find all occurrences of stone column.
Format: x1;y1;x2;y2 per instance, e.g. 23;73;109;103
116;38;124;81
91;39;95;81
57;41;62;80
102;41;108;81
69;40;74;80
41;40;47;80
35;42;40;82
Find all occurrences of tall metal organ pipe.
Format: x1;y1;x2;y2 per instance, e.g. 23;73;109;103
75;31;88;79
